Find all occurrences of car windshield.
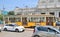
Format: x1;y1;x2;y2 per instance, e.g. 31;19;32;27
5;24;19;26
37;27;48;32
37;26;60;34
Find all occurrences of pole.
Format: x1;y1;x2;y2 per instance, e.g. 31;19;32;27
2;0;5;26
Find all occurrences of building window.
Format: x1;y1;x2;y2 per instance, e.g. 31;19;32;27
50;12;54;15
59;12;60;17
41;13;45;14
49;0;54;3
41;0;46;3
16;12;22;15
58;0;60;2
17;13;22;15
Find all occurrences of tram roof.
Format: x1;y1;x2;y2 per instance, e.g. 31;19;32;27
4;14;55;17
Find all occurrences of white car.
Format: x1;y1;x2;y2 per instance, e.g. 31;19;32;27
32;26;60;37
0;27;1;32
3;23;25;32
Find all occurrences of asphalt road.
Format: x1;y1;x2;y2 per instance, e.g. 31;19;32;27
0;30;33;37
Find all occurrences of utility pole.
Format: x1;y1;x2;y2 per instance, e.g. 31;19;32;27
2;0;5;25
2;0;5;11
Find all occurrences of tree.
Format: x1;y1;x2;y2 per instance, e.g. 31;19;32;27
8;11;15;15
0;15;3;21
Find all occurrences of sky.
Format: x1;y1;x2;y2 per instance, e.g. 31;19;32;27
0;0;38;11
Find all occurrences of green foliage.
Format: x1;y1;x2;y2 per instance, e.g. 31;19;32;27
8;11;15;15
0;15;3;21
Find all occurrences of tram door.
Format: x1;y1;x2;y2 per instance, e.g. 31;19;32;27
46;17;53;26
22;17;27;26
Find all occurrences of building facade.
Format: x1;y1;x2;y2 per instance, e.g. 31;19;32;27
14;0;60;18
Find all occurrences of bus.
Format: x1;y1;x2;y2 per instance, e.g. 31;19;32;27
3;14;57;27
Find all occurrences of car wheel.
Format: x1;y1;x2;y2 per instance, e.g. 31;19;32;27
0;30;1;32
22;30;25;32
33;35;40;37
15;29;19;32
4;28;7;31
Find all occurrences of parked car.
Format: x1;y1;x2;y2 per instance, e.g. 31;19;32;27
32;26;60;37
0;27;1;32
56;21;60;26
3;23;25;32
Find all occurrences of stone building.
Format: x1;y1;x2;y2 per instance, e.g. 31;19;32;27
14;0;60;18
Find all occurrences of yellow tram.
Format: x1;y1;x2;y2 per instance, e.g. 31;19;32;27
4;14;57;27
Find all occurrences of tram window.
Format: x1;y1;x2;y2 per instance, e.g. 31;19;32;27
53;18;56;22
16;18;21;22
28;17;45;22
40;17;45;22
28;18;31;22
5;18;9;23
5;18;8;22
54;18;59;22
9;18;16;22
5;18;8;20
